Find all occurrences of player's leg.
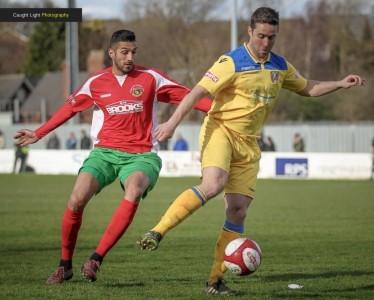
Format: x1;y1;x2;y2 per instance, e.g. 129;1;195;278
205;134;260;295
138;120;231;250
13;155;19;173
81;172;147;282
46;171;100;284
138;166;228;250
20;155;27;172
205;193;252;295
82;151;161;281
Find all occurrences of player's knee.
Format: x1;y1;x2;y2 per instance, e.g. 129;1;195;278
68;192;88;211
227;205;248;223
124;185;145;202
205;182;225;199
125;184;148;202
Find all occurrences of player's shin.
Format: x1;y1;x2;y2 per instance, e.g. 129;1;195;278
61;206;83;261
152;187;206;235
208;222;243;284
95;199;138;257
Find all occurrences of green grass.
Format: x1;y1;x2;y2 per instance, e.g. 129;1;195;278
0;174;373;299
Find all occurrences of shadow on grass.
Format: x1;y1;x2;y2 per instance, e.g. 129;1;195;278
325;284;374;293
105;282;145;288
270;284;374;299
264;270;374;281
262;271;374;299
0;244;136;254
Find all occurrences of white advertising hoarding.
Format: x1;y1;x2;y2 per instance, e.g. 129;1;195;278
0;150;372;179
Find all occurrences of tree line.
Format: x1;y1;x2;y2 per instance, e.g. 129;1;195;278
2;0;373;122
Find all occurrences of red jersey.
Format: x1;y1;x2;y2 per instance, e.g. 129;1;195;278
35;66;211;153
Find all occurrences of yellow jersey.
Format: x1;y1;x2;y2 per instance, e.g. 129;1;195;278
198;42;307;137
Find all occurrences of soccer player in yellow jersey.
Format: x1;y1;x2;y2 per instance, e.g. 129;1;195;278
138;7;365;295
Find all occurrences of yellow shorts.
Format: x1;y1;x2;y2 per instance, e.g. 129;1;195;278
199;118;261;198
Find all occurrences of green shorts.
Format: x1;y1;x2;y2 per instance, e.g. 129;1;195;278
79;147;162;199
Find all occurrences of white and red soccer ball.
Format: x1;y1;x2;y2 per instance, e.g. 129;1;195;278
223;237;262;276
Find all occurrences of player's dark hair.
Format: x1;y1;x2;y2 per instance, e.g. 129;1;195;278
250;7;279;29
110;29;136;47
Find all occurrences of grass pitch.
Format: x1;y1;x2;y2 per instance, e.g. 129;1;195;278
0;174;373;299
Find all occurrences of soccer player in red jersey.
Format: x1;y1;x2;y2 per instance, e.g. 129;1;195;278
14;29;211;284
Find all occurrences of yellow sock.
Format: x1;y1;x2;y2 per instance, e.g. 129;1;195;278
152;187;206;236
208;229;243;284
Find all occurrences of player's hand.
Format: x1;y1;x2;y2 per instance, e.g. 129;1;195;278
340;75;365;88
155;121;176;142
14;129;39;146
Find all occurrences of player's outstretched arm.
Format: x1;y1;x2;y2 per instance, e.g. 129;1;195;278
298;74;365;97
14;129;40;146
155;85;210;142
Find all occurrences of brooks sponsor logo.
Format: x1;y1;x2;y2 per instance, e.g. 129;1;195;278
106;100;143;115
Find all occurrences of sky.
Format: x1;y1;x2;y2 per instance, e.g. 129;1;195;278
5;0;309;21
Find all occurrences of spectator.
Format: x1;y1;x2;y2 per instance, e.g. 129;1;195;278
371;135;374;181
80;130;92;149
46;132;61;149
66;132;77;149
293;133;305;152
265;136;276;151
0;130;5;149
157;112;169;150
13;143;29;173
173;133;188;151
159;139;169;151
256;134;266;151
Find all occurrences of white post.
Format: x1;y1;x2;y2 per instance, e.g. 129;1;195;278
231;0;238;50
14;98;20;123
41;98;47;123
66;0;79;124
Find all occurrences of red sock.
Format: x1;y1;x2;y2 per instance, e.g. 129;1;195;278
95;199;138;258
61;207;83;261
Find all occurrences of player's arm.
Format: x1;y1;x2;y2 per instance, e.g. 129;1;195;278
155;69;213;113
14;103;77;146
193;96;212;113
157;84;212;113
15;76;95;146
155;85;210;142
297;75;365;97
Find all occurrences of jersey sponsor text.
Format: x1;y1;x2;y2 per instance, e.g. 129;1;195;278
106;100;143;115
204;71;219;83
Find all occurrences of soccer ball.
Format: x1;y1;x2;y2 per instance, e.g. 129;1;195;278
223;237;262;276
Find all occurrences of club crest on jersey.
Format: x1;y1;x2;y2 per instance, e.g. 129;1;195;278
270;71;279;84
106;100;143;115
131;85;144;97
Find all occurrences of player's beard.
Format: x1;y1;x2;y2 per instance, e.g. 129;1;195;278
114;60;133;75
258;50;269;60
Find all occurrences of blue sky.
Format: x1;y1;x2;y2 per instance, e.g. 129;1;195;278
6;0;309;21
